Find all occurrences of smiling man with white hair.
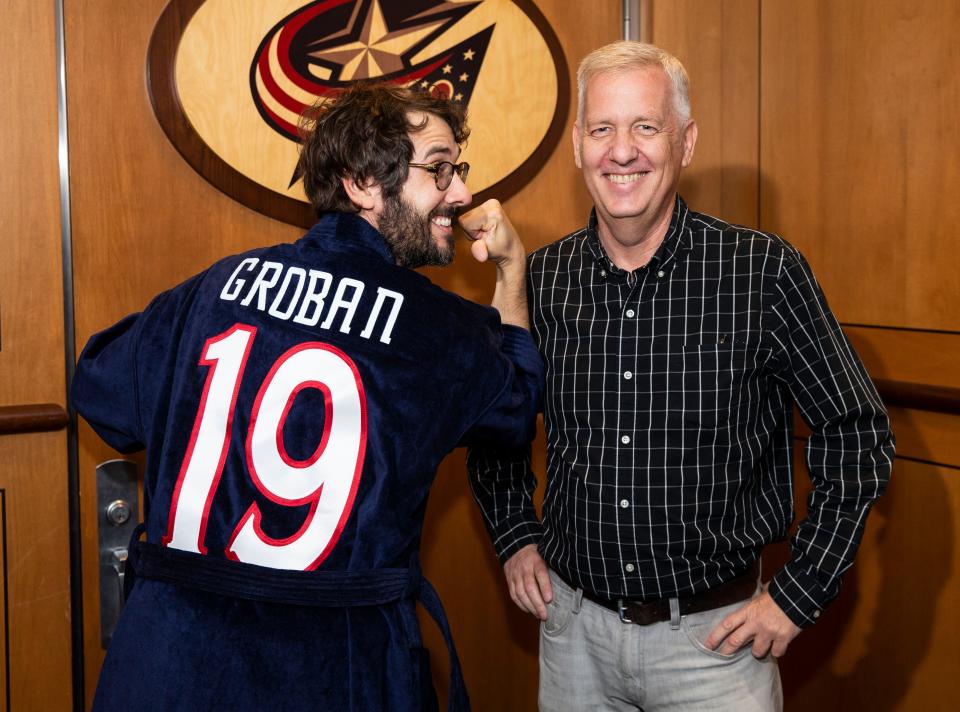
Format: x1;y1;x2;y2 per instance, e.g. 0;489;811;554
468;41;894;711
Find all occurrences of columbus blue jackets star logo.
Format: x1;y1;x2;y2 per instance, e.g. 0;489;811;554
252;0;494;141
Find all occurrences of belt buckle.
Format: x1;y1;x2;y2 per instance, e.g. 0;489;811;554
617;599;633;624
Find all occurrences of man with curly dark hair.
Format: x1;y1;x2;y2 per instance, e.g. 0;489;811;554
73;83;541;712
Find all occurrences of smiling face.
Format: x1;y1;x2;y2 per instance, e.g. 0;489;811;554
574;67;697;250
372;111;471;267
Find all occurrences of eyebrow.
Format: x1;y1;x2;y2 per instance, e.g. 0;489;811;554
421;144;458;161
587;113;662;126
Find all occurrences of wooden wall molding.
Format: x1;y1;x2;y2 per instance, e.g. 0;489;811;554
843;323;960;338
875;380;960;417
0;405;69;436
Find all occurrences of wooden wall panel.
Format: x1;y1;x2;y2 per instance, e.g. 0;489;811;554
845;327;960;390
0;0;66;403
760;0;960;331
0;434;73;711
846;327;960;467
776;455;960;711
758;16;960;692
0;0;72;708
650;0;760;228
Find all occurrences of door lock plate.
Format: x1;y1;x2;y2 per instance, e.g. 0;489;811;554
96;459;139;648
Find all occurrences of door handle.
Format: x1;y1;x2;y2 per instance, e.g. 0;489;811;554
96;459;139;648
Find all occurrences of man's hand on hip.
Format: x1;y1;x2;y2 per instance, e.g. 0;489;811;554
503;543;553;620
704;587;802;658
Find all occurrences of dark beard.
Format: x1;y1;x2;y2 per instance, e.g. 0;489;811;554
377;195;456;268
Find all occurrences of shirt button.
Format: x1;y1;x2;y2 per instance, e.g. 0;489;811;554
657;270;665;278
619;498;630;508
626;309;635;318
812;610;821;619
621;435;631;445
625;563;635;573
623;371;633;380
599;269;607;277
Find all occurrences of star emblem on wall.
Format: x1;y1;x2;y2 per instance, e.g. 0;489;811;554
308;0;462;80
252;0;495;139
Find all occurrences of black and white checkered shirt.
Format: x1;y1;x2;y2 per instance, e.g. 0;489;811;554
468;196;894;628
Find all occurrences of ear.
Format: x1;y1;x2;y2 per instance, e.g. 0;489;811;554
680;119;698;168
572;122;583;169
341;175;383;212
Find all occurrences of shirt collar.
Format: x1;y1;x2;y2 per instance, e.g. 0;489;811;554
584;195;693;274
299;211;397;264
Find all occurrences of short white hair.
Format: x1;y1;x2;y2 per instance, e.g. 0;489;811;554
576;41;691;124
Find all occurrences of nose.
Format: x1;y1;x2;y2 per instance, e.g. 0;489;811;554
444;172;472;207
609;130;639;165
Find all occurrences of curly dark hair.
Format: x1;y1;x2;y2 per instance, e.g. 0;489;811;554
297;83;470;217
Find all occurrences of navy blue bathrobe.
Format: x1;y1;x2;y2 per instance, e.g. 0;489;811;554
73;212;543;711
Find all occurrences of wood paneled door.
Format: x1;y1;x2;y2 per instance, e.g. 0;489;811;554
0;0;73;709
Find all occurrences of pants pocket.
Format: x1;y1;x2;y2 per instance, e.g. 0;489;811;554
680;598;755;662
541;570;575;638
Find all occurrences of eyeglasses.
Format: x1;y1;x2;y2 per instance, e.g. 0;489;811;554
408;161;470;190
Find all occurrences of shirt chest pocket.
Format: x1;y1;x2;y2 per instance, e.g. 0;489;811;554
663;340;768;429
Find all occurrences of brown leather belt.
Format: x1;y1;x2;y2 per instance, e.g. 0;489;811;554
576;560;760;625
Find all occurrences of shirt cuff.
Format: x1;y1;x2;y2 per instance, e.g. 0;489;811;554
768;562;834;628
492;516;545;564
